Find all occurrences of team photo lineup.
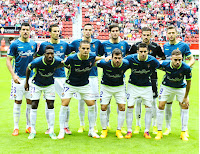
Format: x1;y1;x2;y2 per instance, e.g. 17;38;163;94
6;20;196;142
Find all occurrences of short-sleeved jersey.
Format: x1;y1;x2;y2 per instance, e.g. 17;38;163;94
70;39;103;77
63;52;96;86
125;54;160;86
163;41;192;60
128;41;165;79
101;40;130;57
96;59;130;86
28;56;62;86
37;40;71;77
160;60;192;88
7;39;37;78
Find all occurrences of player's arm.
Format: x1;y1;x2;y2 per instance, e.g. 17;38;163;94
6;56;20;84
95;56;111;62
24;64;32;91
182;79;191;108
156;45;166;60
187;55;195;67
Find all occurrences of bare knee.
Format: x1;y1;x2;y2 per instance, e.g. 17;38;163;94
15;100;22;104
158;101;166;110
101;105;108;111
26;99;32;105
118;104;125;111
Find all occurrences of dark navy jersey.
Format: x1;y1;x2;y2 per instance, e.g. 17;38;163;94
70;39;103;77
125;54;160;86
163;41;192;60
96;59;130;86
128;41;165;79
7;39;37;78
101;40;130;57
63;52;96;86
160;60;192;88
28;56;62;86
37;40;71;77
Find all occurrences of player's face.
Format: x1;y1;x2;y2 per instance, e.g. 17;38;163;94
50;27;60;40
45;49;54;63
110;27;120;40
167;28;177;41
171;54;182;68
137;47;148;61
83;25;93;39
112;54;122;67
142;31;151;44
20;26;30;39
79;43;90;58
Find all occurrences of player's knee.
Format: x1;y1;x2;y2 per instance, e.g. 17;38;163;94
32;101;39;109
118;104;125;111
15;100;22;104
26;99;32;105
47;101;54;109
128;105;134;109
101;105;107;111
158;104;165;110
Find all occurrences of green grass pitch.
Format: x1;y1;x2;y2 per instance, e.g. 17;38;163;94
0;57;199;153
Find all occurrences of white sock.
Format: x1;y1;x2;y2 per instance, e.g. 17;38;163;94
145;108;152;132
94;100;98;126
165;104;172;130
30;109;37;133
107;104;111;126
157;109;164;131
117;111;125;130
26;104;31;129
135;99;142;127
48;109;55;134
100;110;107;130
13;103;21;129
59;105;68;131
78;99;85;126
45;103;49;128
152;98;157;127
88;105;95;132
65;106;70;128
126;108;133;132
181;109;189;131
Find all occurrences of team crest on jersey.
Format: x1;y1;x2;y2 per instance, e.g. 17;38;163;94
121;46;123;50
147;64;150;68
89;61;92;66
179;73;182;76
93;44;95;48
60;46;63;50
31;46;34;50
149;50;152;54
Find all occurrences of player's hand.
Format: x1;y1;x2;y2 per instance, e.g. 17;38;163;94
13;74;20;84
181;97;189;108
24;83;29;91
105;56;112;62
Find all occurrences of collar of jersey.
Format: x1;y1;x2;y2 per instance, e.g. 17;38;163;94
50;40;60;44
18;38;30;43
169;40;180;45
109;37;120;44
77;53;89;60
42;57;55;65
111;60;123;68
137;54;148;61
170;61;182;69
82;38;92;43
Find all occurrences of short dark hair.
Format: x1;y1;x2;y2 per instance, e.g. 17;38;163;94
142;27;151;33
79;40;90;47
167;25;177;32
45;45;54;52
49;24;59;32
138;43;148;49
20;22;30;30
112;48;122;57
109;24;119;32
83;23;93;29
171;49;182;56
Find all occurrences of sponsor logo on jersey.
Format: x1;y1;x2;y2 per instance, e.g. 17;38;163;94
18;46;24;48
19;50;34;56
106;47;112;49
55;51;64;57
132;69;150;74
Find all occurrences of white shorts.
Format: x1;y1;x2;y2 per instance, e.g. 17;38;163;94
73;77;99;100
30;84;55;100
54;78;66;98
62;83;95;100
126;83;153;107
100;84;126;105
159;84;186;102
10;78;31;100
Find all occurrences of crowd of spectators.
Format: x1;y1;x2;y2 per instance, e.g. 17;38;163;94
82;0;199;41
0;0;79;38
